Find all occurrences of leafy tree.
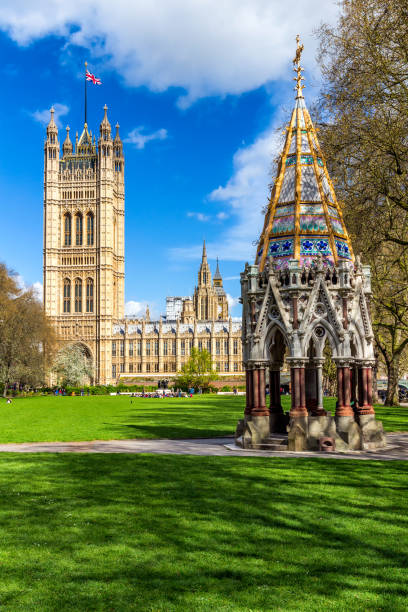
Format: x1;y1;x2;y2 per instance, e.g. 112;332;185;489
0;263;55;396
54;345;93;387
317;0;408;404
173;348;218;392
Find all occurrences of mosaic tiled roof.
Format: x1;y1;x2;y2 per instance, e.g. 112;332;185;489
256;37;353;271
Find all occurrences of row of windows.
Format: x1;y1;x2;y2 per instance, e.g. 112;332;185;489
111;339;239;357
63;278;94;313
48;148;57;159
61;256;95;266
64;212;94;246
112;362;241;378
62;190;95;200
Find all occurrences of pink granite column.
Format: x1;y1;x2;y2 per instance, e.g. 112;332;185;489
290;363;308;417
336;365;354;417
245;368;252;416
358;366;375;415
252;366;269;417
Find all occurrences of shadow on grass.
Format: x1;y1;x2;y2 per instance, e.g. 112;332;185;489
102;396;245;440
0;454;407;610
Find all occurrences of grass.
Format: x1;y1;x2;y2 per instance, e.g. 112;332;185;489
0;453;406;611
0;395;407;444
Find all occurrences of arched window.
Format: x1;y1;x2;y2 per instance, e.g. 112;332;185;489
63;278;71;313
86;278;94;313
75;278;82;313
64;214;71;246
86;213;94;246
75;214;83;246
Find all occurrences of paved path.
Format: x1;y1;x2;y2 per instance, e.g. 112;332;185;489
0;433;407;460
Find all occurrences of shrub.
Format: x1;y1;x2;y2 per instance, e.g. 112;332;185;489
220;385;232;392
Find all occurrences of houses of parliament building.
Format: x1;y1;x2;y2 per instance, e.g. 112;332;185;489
43;106;243;384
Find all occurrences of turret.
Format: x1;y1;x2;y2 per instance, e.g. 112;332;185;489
46;107;58;142
44;107;59;167
113;122;124;175
98;105;112;167
62;126;73;156
99;104;112;141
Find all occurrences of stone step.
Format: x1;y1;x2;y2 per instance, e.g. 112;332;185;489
260;436;289;451
266;436;288;444
261;443;289;451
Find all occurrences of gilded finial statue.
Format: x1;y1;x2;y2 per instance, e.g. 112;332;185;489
293;34;305;98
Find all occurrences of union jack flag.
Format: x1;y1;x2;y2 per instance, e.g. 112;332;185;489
86;70;102;85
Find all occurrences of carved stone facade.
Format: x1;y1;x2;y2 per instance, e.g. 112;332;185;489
193;242;229;321
43;110;242;383
111;318;243;380
235;39;386;451
43;106;124;384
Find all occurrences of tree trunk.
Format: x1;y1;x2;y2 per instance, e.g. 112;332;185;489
372;351;379;404
2;381;8;398
385;357;400;406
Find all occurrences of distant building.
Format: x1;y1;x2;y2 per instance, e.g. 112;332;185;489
165;297;190;321
118;243;243;380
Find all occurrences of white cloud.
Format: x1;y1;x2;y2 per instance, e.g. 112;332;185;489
125;300;159;319
32;282;43;302
226;293;240;310
224;276;240;281
216;212;229;220
30;103;69;127
171;117;284;262
15;275;43;302
187;212;210;222
124;126;168;149
0;1;339;106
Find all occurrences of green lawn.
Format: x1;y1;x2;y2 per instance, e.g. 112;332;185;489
0;453;406;611
0;395;406;443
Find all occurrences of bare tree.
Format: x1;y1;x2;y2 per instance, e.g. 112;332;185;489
317;0;408;404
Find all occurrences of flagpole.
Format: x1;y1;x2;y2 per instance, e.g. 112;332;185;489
84;61;88;125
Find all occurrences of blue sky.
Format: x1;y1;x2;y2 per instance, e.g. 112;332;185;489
0;1;340;318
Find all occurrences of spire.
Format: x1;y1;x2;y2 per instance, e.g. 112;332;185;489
213;257;222;281
198;240;211;286
255;35;354;272
100;104;111;139
77;122;92;152
46;106;58;135
114;122;121;142
63;126;73;155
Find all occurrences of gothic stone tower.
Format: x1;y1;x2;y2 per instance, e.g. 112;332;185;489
193;241;229;321
236;38;386;452
43;105;125;384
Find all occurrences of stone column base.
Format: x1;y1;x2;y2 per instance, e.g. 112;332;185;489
235;415;271;449
235;414;386;452
287;415;386;451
